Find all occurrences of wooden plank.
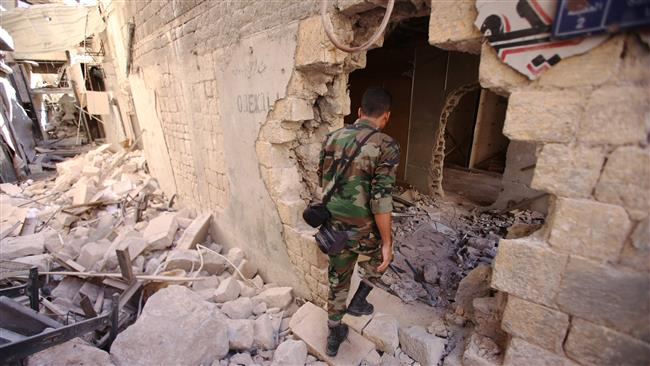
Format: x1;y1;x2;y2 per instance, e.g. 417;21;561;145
79;294;97;318
102;278;129;291
40;271;208;282
51;253;86;272
115;249;134;283
119;280;142;310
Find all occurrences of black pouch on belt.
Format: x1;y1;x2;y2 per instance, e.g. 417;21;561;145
314;222;349;255
302;202;330;228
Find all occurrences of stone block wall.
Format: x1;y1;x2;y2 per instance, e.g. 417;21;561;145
486;32;650;366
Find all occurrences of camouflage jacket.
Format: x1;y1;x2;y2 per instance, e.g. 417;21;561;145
317;119;400;241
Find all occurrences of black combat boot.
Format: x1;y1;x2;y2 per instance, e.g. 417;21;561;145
346;281;374;316
326;321;349;357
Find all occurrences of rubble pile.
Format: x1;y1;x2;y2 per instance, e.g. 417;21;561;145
379;187;545;365
0;144;318;366
384;187;544;308
43;94;83;140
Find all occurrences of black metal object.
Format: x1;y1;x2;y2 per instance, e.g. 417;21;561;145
0;293;120;363
0;265;39;312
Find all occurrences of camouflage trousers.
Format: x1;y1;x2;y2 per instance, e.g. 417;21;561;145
328;234;383;321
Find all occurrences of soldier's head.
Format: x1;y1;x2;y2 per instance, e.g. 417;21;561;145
358;87;392;129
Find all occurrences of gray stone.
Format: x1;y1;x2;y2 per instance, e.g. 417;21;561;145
253;301;267;315
0;232;45;260
77;240;110;270
454;265;491;317
594;146;650;220
254;287;292;309
213;277;241;303
472;297;506;346
379;353;400;366
548;197;631;261
502;296;569;354
176;213;211;250
202;250;228;275
271;340;307;366
398;326;446;366
504;338;577;366
13;254;52;272
226;247;246;267
239;282;258;297
254;314;277;350
227;319;255;350
230;352;254;366
142;212;178;250
236;259;258;279
423;263;438;284
290;302;375;366
192;275;220;291
565;318;650;366
462;333;503;366
492;238;568;307
222;297;253;319
110;286;228;365
28;338;114;366
362;313;399;355
164;249;200;272
556;256;650;342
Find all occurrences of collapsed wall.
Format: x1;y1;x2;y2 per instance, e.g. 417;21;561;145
98;1;649;364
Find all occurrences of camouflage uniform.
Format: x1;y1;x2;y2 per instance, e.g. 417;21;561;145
317;119;400;321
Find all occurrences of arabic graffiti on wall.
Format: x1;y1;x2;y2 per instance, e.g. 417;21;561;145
475;0;608;80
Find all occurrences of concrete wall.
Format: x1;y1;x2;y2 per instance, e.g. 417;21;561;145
432;5;650;365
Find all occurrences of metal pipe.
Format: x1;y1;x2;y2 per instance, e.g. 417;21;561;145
320;0;395;53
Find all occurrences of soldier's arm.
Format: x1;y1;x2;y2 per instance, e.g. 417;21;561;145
370;140;400;271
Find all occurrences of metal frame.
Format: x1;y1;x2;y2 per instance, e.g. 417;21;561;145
0;267;39;311
0;293;119;363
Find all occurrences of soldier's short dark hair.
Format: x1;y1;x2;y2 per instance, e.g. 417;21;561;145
361;87;392;117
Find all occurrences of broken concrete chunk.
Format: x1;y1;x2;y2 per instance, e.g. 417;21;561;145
236;259;258;279
52;277;85;300
230;352;254;366
239;281;258;297
164;249;200;272
363;313;399;355
222;297;253;319
213;276;241;303
110;286;228;365
398;326;446;366
254;314;277;350
28;338;114;366
272;340;307;366
227;319;255;350
252;300;267;315
226;247;246;267
176;213;212;250
423;263;439;284
0;232;45;260
253;287;292;309
193;276;220;291
143;213;178;250
0;183;22;196
13;254;52;272
290;302;375;366
201;250;228;275
462;333;503;366
455;265;492;317
77;240;110;269
72;181;96;205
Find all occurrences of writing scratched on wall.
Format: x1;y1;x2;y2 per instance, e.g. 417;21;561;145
237;92;279;114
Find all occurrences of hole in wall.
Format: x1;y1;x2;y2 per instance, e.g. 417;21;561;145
346;16;510;208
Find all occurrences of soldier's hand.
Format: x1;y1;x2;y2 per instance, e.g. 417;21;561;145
377;242;393;272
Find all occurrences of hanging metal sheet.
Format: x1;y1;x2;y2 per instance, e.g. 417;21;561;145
1;3;104;56
475;0;608;80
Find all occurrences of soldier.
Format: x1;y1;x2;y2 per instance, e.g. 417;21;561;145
317;87;400;356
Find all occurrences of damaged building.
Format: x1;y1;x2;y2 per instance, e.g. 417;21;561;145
0;0;649;365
